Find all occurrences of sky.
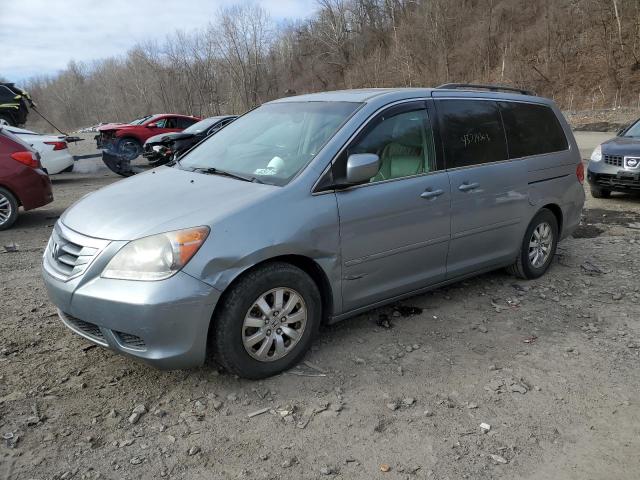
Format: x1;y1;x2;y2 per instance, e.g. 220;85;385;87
0;0;318;82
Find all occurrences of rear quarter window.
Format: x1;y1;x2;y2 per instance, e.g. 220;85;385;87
437;99;508;168
498;101;568;158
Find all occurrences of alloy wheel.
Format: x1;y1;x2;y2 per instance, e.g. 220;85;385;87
0;193;12;227
528;221;553;268
242;287;307;362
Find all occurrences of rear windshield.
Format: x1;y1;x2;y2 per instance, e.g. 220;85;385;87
179;102;361;186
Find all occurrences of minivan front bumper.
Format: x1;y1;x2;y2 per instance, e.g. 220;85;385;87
42;223;220;369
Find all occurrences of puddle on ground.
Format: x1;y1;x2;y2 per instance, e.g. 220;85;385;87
572;208;639;238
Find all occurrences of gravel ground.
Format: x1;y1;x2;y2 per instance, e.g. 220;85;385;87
1;133;639;480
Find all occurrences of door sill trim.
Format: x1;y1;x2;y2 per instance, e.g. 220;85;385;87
330;261;511;324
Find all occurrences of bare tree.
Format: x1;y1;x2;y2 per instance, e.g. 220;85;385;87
22;0;640;131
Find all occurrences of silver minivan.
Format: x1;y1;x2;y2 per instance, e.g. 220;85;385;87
42;85;585;378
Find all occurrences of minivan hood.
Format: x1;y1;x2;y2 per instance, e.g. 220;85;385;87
601;136;640;157
61;166;276;240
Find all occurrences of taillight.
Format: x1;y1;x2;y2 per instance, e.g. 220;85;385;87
576;162;585;184
44;141;67;151
11;151;41;169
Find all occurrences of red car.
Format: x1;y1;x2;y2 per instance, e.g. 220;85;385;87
96;114;200;160
0;127;53;230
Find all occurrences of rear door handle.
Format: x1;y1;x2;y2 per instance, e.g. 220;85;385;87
458;182;480;192
420;188;444;199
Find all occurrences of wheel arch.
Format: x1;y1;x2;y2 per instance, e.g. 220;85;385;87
540;203;563;236
0;182;22;207
209;254;335;331
116;134;142;144
0;111;17;126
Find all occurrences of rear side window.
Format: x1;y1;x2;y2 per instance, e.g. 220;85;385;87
499;102;568;158
437;100;507;168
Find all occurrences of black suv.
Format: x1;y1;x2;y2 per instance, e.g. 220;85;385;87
0;83;33;127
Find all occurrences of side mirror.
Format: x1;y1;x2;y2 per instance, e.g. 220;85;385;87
346;153;380;185
616;127;626;136
147;122;158;128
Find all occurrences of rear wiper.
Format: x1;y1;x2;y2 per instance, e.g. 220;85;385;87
193;167;264;184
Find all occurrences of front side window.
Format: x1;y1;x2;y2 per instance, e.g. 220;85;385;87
438;99;507;168
179;102;360;186
333;105;436;184
152;118;167;128
499;101;568;157
164;117;178;128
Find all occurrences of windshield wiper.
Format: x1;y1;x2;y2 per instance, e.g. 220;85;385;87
193;167;264;184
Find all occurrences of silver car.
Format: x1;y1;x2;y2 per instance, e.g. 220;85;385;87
42;85;585;379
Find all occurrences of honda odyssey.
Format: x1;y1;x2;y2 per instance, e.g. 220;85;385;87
42;85;585;379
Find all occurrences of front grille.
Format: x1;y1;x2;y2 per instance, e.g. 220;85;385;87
593;173;640;189
604;155;623;167
44;224;109;281
62;312;107;344
115;332;147;350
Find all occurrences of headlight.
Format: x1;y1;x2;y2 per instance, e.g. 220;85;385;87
102;226;209;281
590;144;602;162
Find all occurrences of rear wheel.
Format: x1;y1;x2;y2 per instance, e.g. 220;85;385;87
0;188;19;231
508;209;559;280
590;186;611;198
212;262;321;379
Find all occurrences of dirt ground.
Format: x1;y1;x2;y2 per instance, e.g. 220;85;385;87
1;133;639;480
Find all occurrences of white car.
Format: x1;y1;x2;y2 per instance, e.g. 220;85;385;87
4;126;74;174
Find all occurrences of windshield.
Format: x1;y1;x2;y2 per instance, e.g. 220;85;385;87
178;102;360;186
129;115;153;125
622;120;640;138
183;117;221;134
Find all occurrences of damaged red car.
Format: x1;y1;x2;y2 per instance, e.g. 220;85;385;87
96;114;200;160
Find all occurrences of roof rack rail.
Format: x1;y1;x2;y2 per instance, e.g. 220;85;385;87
436;83;536;96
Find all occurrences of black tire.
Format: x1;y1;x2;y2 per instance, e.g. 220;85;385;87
0;113;15;127
590;186;611;199
507;209;559;280
116;137;142;161
0;187;19;231
212;262;321;379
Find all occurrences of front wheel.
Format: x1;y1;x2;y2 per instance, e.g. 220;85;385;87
212;262;321;379
116;137;142;161
0;113;14;127
508;209;559;279
590;186;611;199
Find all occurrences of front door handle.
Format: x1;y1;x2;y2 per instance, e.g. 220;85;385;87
420;188;444;199
458;182;480;192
